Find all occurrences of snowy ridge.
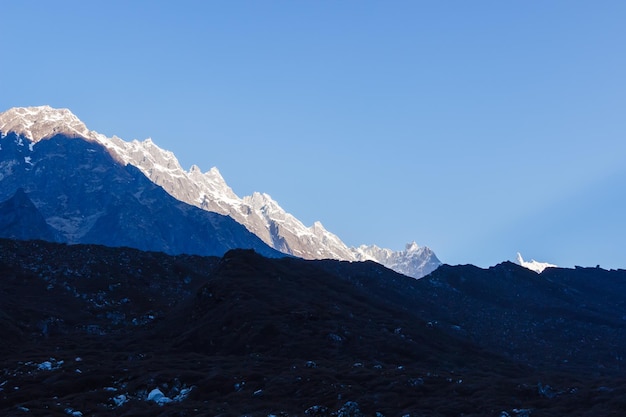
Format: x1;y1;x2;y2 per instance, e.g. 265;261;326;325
516;253;557;273
242;193;356;260
0;106;441;278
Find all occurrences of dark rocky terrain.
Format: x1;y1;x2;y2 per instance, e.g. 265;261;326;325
1;238;626;416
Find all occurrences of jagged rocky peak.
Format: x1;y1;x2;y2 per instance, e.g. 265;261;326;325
0;105;92;141
405;241;420;251
244;192;275;209
312;220;325;230
120;137;184;173
189;166;227;185
310;221;335;238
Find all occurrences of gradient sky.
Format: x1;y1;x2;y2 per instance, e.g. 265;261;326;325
2;1;625;268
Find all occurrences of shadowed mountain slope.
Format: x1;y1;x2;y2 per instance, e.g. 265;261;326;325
0;132;282;258
0;188;59;242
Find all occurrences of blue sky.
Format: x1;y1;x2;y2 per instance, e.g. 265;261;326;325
2;1;625;268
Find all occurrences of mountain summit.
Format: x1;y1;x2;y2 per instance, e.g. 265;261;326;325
0;106;440;277
516;252;557;273
0;105;91;141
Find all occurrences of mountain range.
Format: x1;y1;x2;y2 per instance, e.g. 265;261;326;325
0;105;440;277
1;105;623;415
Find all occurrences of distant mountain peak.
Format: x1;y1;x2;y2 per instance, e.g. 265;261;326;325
516;252;557;273
352;242;440;278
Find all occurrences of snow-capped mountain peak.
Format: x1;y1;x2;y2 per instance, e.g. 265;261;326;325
0;105;90;142
516;252;557;273
352;243;441;278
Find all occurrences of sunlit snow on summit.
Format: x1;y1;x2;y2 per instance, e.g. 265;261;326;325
516;252;557;273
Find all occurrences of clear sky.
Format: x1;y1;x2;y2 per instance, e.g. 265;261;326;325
2;1;625;268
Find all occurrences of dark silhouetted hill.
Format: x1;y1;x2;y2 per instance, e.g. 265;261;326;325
1;239;625;416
